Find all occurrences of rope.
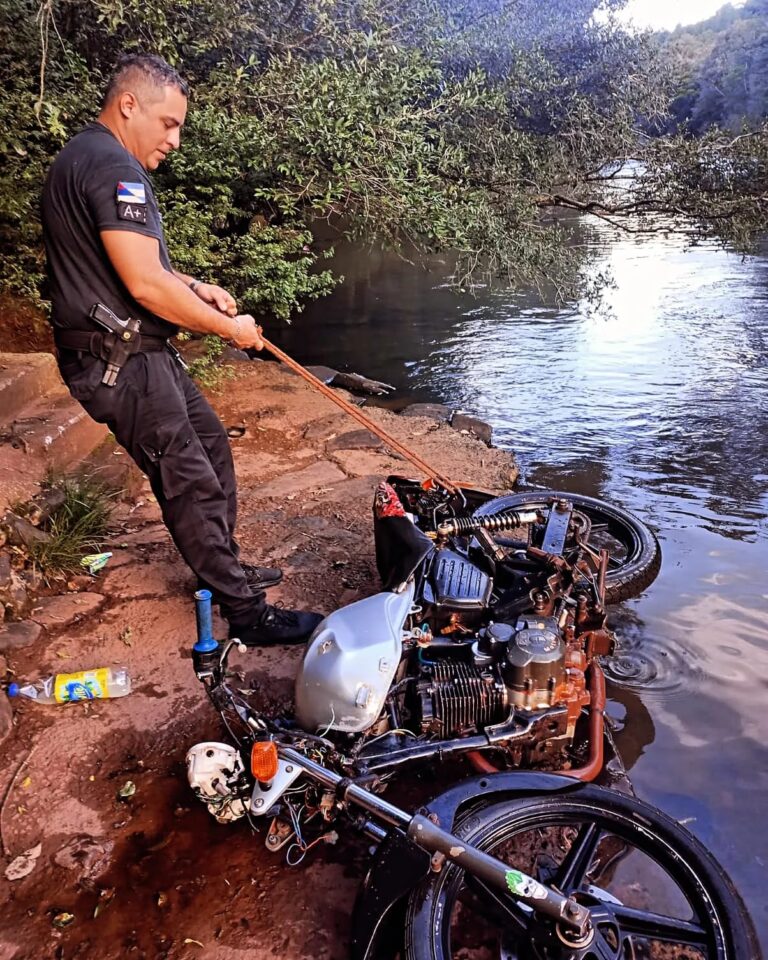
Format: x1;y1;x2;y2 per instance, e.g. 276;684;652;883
261;337;458;495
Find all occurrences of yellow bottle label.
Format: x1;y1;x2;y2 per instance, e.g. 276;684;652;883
54;668;109;703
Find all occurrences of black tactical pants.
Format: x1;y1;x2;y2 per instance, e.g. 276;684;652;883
60;349;264;628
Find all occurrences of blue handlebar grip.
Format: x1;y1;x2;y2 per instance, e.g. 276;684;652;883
193;589;218;652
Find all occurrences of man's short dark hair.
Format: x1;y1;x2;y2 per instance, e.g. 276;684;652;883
102;53;189;108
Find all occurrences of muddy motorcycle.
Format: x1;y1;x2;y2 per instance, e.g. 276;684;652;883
186;480;759;958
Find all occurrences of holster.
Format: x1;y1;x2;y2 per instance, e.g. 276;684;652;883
88;303;142;387
55;304;186;385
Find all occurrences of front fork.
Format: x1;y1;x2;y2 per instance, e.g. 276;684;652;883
277;746;591;938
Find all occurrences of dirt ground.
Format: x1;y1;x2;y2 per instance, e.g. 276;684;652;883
0;357;519;960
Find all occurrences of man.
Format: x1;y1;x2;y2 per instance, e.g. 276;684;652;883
41;53;323;645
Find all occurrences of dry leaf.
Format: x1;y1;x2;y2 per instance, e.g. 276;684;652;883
21;776;31;789
183;939;204;948
117;780;136;800
4;843;42;881
93;888;115;917
52;912;75;928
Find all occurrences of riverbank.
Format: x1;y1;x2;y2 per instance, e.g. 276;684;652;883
0;355;518;960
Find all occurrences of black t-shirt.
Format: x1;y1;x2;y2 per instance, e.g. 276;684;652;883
41;122;178;339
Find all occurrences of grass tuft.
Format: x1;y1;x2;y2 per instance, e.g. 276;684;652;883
26;474;115;581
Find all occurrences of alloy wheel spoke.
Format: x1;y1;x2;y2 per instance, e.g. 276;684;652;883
555;821;602;893
611;903;709;946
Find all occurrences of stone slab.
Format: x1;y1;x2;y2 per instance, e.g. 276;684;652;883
0;689;11;745
303;414;351;442
30;593;105;629
254;461;347;499
451;412;493;445
326;429;384;452
0;352;61;423
328;449;398;478
400;403;452;422
0;620;42;650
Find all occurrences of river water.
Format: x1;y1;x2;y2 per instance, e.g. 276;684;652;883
269;222;768;943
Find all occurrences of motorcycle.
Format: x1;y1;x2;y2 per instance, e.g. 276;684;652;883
186;479;760;958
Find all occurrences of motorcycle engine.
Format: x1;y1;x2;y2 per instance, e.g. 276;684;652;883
414;547;571;736
415;617;568;736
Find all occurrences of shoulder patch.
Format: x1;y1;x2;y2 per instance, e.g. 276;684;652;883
117;181;146;204
117;202;148;224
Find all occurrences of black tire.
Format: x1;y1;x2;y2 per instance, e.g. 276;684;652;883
474;491;661;603
405;787;760;960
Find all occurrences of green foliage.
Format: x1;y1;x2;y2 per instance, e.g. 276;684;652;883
660;0;768;132
25;473;114;581
1;0;767;322
185;334;235;389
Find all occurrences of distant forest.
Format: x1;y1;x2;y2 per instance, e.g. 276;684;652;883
662;0;768;131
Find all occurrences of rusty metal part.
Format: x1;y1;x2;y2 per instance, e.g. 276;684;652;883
465;663;604;781
466;750;498;774
595;548;608;612
582;628;615;659
261;337;458;494
564;663;606;782
527;545;571;573
439;612;474;636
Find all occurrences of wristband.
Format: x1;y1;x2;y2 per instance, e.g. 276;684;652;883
189;279;201;293
231;316;242;341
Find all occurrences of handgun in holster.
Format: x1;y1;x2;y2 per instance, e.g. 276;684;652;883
89;303;142;387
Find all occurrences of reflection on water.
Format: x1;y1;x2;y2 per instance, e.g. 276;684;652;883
269;222;768;942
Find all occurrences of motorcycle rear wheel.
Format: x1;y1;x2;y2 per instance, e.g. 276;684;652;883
473;491;661;603
404;787;759;960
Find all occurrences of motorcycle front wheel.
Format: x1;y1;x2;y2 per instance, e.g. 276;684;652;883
474;491;661;603
404;786;760;960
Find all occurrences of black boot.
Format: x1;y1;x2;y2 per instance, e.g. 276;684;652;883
229;605;324;646
240;563;283;591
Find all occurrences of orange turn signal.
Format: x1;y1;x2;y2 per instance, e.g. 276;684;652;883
251;740;279;783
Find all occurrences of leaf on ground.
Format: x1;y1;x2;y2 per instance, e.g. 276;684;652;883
4;843;42;881
93;887;115;917
21;776;32;789
117;780;136;800
183;939;204;947
52;912;75;928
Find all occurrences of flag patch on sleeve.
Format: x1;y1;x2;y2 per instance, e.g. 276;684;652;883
117;181;146;204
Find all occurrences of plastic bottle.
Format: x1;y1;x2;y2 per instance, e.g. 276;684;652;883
7;666;132;704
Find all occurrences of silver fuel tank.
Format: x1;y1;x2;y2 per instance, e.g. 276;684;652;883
295;582;415;734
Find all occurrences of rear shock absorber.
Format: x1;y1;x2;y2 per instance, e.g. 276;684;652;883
435;509;541;539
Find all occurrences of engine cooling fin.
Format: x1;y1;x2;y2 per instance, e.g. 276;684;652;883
429;661;506;734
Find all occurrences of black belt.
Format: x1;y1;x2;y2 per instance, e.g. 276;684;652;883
55;329;170;357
